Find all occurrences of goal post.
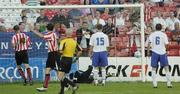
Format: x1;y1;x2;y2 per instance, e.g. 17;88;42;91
0;4;146;82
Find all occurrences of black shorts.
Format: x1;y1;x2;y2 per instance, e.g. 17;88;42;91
46;51;60;69
15;50;29;65
58;57;73;73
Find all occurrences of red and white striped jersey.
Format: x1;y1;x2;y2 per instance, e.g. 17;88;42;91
12;33;30;51
44;32;58;52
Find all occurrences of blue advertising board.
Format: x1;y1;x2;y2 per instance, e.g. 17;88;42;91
0;32;48;58
0;32;58;82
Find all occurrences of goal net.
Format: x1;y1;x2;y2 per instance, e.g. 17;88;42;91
0;4;146;83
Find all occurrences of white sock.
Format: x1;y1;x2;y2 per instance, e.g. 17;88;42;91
164;66;172;86
152;70;157;87
101;68;106;83
166;72;171;83
93;69;98;84
164;66;171;86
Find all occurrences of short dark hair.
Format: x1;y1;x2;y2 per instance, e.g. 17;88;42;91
19;22;24;25
46;23;54;31
155;24;162;31
96;24;103;30
22;16;27;20
82;21;88;24
13;25;19;32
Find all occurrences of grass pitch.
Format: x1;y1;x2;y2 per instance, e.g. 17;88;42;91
0;82;179;94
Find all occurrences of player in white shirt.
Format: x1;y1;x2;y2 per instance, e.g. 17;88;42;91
89;24;109;86
147;24;172;88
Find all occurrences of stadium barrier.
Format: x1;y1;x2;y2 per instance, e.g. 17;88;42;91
1;32;180;82
0;32;58;82
79;57;180;82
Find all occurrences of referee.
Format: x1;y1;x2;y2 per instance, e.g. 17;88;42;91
58;28;82;94
11;25;33;85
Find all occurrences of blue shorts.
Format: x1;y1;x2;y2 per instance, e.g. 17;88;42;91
151;51;169;68
92;51;108;67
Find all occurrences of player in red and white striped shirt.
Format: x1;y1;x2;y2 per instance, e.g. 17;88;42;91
31;23;60;92
11;25;33;85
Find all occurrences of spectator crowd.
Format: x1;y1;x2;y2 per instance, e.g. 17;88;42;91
0;0;179;56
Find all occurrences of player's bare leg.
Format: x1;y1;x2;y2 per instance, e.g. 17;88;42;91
152;67;157;88
36;68;51;92
17;65;27;86
24;64;33;85
164;66;172;88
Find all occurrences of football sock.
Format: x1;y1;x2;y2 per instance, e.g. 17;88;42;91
164;66;171;84
63;78;75;87
26;68;32;81
60;80;65;94
43;74;50;88
93;69;98;81
18;68;26;80
101;68;106;81
152;70;157;87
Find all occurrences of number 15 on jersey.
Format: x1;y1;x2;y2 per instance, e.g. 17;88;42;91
96;37;104;46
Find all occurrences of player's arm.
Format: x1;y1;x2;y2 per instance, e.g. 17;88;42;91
88;35;94;58
12;42;16;49
31;30;44;38
59;40;65;56
11;36;16;49
147;42;151;56
88;46;93;59
164;34;169;52
147;36;151;57
75;44;83;58
106;35;110;52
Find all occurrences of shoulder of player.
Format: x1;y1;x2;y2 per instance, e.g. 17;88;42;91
21;32;29;36
61;38;72;42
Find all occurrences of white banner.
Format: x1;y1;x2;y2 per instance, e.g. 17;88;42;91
78;57;180;82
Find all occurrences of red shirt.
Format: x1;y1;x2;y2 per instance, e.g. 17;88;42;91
44;32;58;52
12;33;30;51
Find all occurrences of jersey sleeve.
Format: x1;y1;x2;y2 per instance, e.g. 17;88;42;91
26;35;31;47
11;36;15;45
43;33;52;41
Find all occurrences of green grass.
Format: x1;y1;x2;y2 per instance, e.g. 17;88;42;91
0;82;179;94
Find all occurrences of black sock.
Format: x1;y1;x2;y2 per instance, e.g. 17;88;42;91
64;78;75;87
59;80;65;94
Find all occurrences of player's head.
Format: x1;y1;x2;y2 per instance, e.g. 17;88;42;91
46;23;54;31
155;24;162;31
13;25;20;33
96;24;103;31
65;28;73;37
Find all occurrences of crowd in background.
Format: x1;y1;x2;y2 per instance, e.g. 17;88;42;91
0;0;179;56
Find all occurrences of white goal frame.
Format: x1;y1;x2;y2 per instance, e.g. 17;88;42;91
0;4;145;82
